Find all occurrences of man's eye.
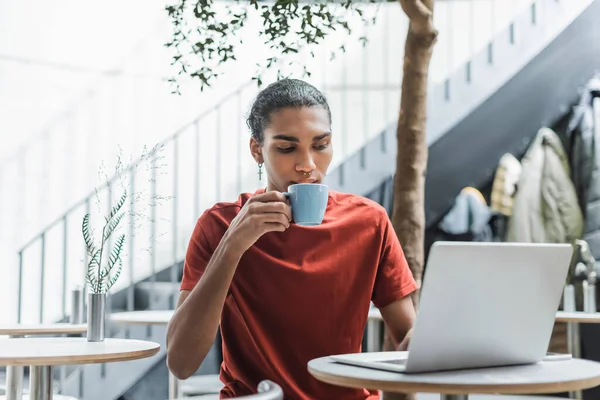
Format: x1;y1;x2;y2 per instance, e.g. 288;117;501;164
277;147;295;153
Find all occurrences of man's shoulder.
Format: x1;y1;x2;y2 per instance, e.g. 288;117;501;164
329;190;389;219
196;192;254;233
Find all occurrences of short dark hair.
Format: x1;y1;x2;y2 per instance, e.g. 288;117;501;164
247;78;332;144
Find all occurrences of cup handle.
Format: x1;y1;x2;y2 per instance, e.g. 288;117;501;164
282;192;290;198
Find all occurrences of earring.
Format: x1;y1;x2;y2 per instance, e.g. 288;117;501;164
258;163;263;181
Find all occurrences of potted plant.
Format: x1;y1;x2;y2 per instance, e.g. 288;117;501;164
82;190;127;342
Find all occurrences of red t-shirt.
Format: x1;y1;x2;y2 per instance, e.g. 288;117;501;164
181;189;417;399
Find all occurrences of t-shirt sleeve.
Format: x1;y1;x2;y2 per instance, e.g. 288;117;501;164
180;211;215;291
371;214;418;309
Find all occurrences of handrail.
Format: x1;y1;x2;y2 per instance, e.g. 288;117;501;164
17;80;256;253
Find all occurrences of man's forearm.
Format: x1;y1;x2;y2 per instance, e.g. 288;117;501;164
166;237;243;379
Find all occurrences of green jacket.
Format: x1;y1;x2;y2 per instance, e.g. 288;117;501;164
506;127;583;244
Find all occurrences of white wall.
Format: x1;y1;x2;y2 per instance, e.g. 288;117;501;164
1;0;584;323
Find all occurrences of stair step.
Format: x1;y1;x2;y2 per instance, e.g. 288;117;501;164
134;282;180;310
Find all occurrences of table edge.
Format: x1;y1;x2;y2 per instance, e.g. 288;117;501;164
307;360;600;395
555;314;600;323
0;325;88;335
2;342;161;366
109;311;173;326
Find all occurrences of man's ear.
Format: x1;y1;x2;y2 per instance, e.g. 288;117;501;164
250;137;263;164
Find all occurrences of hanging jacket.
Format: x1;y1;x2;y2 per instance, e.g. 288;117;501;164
436;187;493;242
566;76;600;260
506;127;583;244
425;187;495;265
490;153;522;217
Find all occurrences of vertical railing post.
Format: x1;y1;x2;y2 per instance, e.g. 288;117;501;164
106;185;113;316
84;198;91;283
381;6;389;153
127;173;135;312
62;216;68;318
40;233;46;323
340;50;348;187
150;158;157;284
216;106;222;200
17;250;23;323
361;24;368;170
237;91;243;194
171;137;179;309
194;121;201;219
341;51;348;160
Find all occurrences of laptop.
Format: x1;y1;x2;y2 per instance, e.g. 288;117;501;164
332;241;573;373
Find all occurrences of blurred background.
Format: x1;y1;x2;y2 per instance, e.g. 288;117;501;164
1;0;600;398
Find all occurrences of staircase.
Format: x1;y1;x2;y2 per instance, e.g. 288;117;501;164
4;0;599;399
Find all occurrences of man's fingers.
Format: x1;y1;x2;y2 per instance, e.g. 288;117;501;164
250;190;288;203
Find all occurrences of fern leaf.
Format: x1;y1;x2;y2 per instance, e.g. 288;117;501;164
85;273;98;294
105;191;127;223
81;214;97;256
106;234;126;273
102;211;125;242
86;248;101;277
85;248;101;293
107;257;124;292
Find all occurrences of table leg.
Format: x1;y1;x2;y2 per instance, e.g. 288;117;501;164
367;320;382;352
567;321;582;399
29;366;53;400
6;366;24;400
6;334;24;400
168;371;180;399
440;395;468;400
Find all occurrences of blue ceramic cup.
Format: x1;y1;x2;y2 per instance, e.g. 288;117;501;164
283;183;329;226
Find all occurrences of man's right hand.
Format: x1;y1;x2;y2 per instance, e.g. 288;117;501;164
223;191;292;254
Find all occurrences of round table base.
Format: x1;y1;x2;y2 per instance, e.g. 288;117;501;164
440;395;468;400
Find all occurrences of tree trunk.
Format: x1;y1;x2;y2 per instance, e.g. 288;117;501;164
383;1;437;399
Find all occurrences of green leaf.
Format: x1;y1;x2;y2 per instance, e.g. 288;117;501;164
103;211;125;242
81;214;97;256
106;234;126;275
86;248;101;293
105;191;127;224
107;257;124;292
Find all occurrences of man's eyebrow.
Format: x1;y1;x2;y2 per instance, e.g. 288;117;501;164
272;132;331;142
272;134;299;142
313;132;332;141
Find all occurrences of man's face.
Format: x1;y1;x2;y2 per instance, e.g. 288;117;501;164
251;106;333;193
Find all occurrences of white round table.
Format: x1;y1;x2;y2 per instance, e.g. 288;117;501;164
109;310;173;325
0;324;87;337
308;354;600;400
0;324;88;400
555;311;600;324
0;337;159;400
555;311;600;399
